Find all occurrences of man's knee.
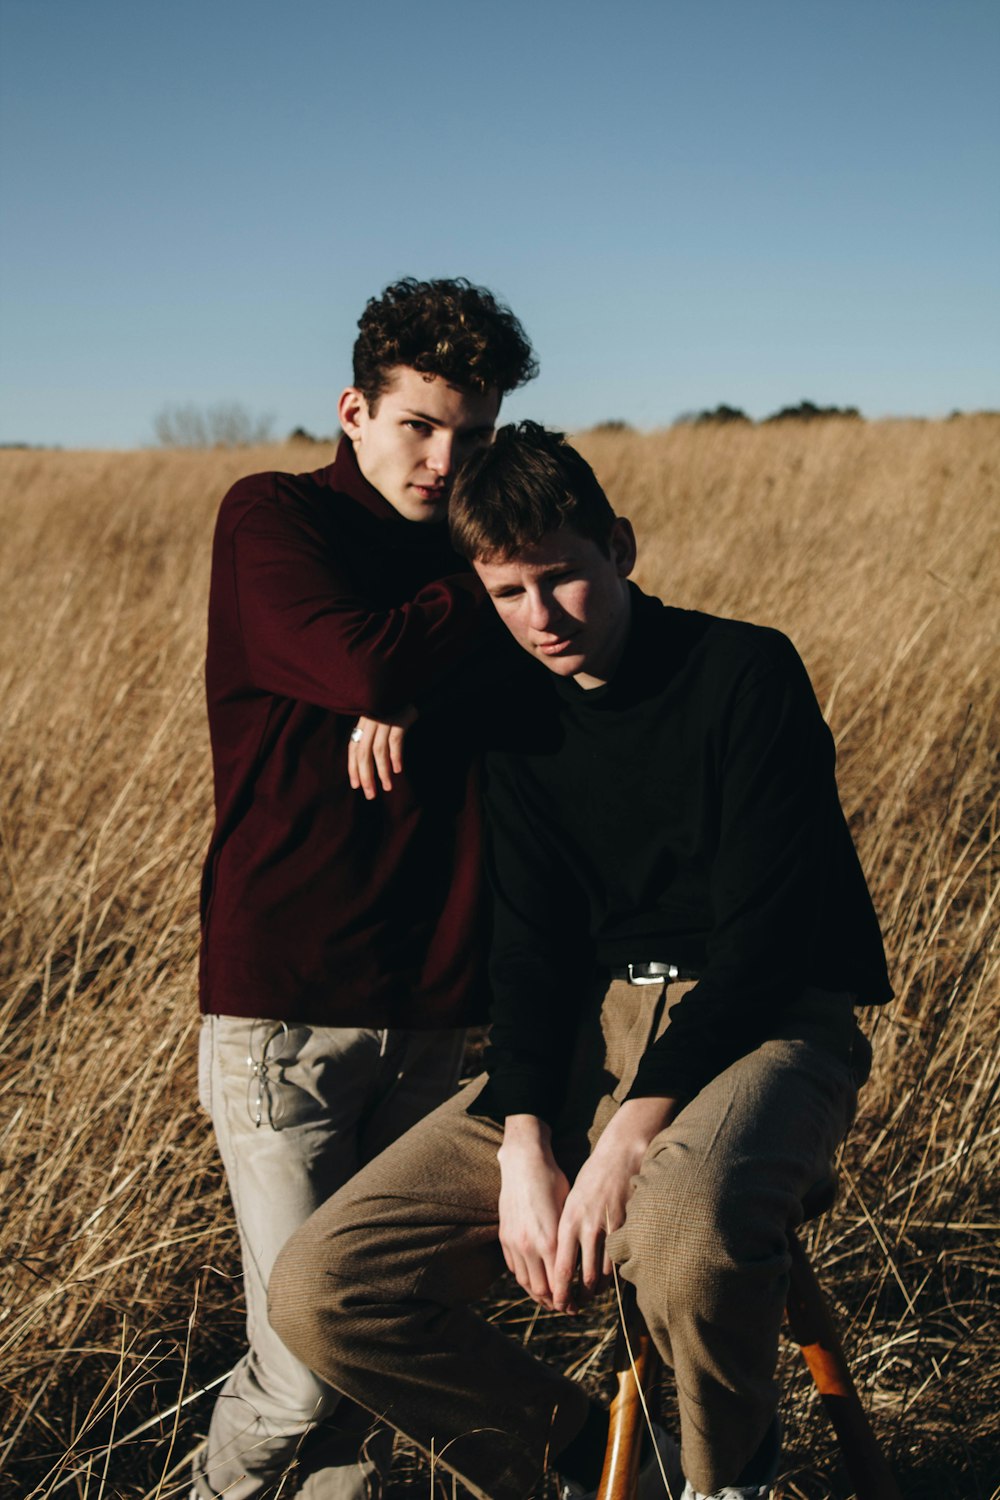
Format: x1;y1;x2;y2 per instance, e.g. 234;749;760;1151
615;1195;729;1312
613;1151;787;1315
269;1210;364;1380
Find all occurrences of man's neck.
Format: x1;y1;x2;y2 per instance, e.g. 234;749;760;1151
571;584;633;691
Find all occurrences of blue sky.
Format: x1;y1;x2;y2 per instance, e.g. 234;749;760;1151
1;0;997;447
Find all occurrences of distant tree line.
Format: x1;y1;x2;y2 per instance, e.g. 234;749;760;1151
150;400;866;450
673;400;863;427
149;402;998;450
585;403;867;434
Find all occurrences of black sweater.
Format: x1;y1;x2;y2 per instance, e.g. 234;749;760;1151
478;586;891;1123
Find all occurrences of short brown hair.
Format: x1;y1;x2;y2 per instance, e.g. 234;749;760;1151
352;278;537;408
449;422;617;562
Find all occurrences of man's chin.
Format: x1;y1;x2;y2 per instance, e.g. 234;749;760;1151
391;494;449;524
410;484;448;514
532;647;584;676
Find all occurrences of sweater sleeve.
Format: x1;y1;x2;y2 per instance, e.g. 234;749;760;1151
227;484;490;717
627;633;851;1101
475;752;594;1124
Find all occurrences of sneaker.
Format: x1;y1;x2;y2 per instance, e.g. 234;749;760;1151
680;1485;770;1500
560;1422;685;1500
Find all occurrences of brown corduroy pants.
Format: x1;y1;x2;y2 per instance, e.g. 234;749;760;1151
270;981;866;1500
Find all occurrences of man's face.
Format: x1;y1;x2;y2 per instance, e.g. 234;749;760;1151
473;520;636;690
338;366;500;523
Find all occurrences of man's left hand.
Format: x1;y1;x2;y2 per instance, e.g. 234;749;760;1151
348;705;418;798
550;1095;678;1314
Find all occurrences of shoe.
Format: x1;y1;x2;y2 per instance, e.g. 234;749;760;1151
559;1422;685;1500
680;1485;770;1500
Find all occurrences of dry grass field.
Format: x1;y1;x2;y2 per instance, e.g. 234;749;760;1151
1;418;998;1499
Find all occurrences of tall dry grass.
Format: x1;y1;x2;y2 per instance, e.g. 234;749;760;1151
1;420;997;1499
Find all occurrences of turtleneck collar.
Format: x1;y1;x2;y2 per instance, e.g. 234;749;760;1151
326;434;436;527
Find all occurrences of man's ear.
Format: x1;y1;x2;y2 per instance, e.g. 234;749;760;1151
338;387;367;441
610;517;637;578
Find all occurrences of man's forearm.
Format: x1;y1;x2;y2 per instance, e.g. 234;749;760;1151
600;1094;680;1151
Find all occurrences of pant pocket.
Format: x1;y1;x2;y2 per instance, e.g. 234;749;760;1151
608;983;669;1102
197;1017;213;1116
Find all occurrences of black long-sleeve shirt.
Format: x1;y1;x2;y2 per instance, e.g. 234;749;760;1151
478;586;891;1122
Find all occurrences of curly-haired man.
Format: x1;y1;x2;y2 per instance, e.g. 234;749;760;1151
193;281;536;1500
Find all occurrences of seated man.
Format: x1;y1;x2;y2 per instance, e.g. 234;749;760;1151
269;422;891;1500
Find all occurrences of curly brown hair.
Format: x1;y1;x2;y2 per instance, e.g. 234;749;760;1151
352;278;537;408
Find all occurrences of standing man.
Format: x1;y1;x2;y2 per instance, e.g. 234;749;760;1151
270;423;892;1500
194;281;537;1500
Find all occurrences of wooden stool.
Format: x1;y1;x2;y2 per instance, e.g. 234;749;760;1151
596;1181;901;1500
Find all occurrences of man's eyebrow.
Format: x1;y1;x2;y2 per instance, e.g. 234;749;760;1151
401;407;441;424
401;407;495;433
486;561;575;590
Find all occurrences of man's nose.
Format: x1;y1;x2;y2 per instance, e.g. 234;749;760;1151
528;589;560;632
426;433;455;476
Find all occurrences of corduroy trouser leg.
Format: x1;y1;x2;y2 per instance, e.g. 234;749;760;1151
270;982;864;1500
193;1016;466;1500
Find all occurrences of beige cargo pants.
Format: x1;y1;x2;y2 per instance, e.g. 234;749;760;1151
193;1016;466;1500
269;981;867;1500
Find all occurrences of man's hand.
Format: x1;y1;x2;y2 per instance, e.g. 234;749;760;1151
550;1096;679;1313
348;705;418;798
497;1116;571;1312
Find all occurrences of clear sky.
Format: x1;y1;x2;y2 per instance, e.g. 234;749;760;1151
1;0;997;448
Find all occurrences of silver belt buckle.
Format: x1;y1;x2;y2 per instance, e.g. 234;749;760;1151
627;962;679;986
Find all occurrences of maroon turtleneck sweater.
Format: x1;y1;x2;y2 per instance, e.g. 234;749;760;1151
199;438;492;1027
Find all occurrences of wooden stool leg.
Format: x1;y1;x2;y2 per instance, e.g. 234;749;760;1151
596;1280;663;1500
596;1236;901;1500
786;1228;902;1500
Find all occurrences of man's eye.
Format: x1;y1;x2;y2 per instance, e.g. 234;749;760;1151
404;420;432;435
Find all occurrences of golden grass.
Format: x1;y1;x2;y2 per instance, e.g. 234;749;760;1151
1;420;997;1499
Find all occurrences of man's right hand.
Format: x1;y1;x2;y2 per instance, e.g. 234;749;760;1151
497;1115;571;1311
348;705;418;798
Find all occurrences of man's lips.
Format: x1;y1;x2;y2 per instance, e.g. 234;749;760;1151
536;634;578;656
412;483;447;500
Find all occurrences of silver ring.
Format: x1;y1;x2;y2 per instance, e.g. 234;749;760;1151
350;726;364;743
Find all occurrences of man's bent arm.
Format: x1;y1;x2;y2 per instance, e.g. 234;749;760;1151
629;635;889;1103
226;482;489;717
